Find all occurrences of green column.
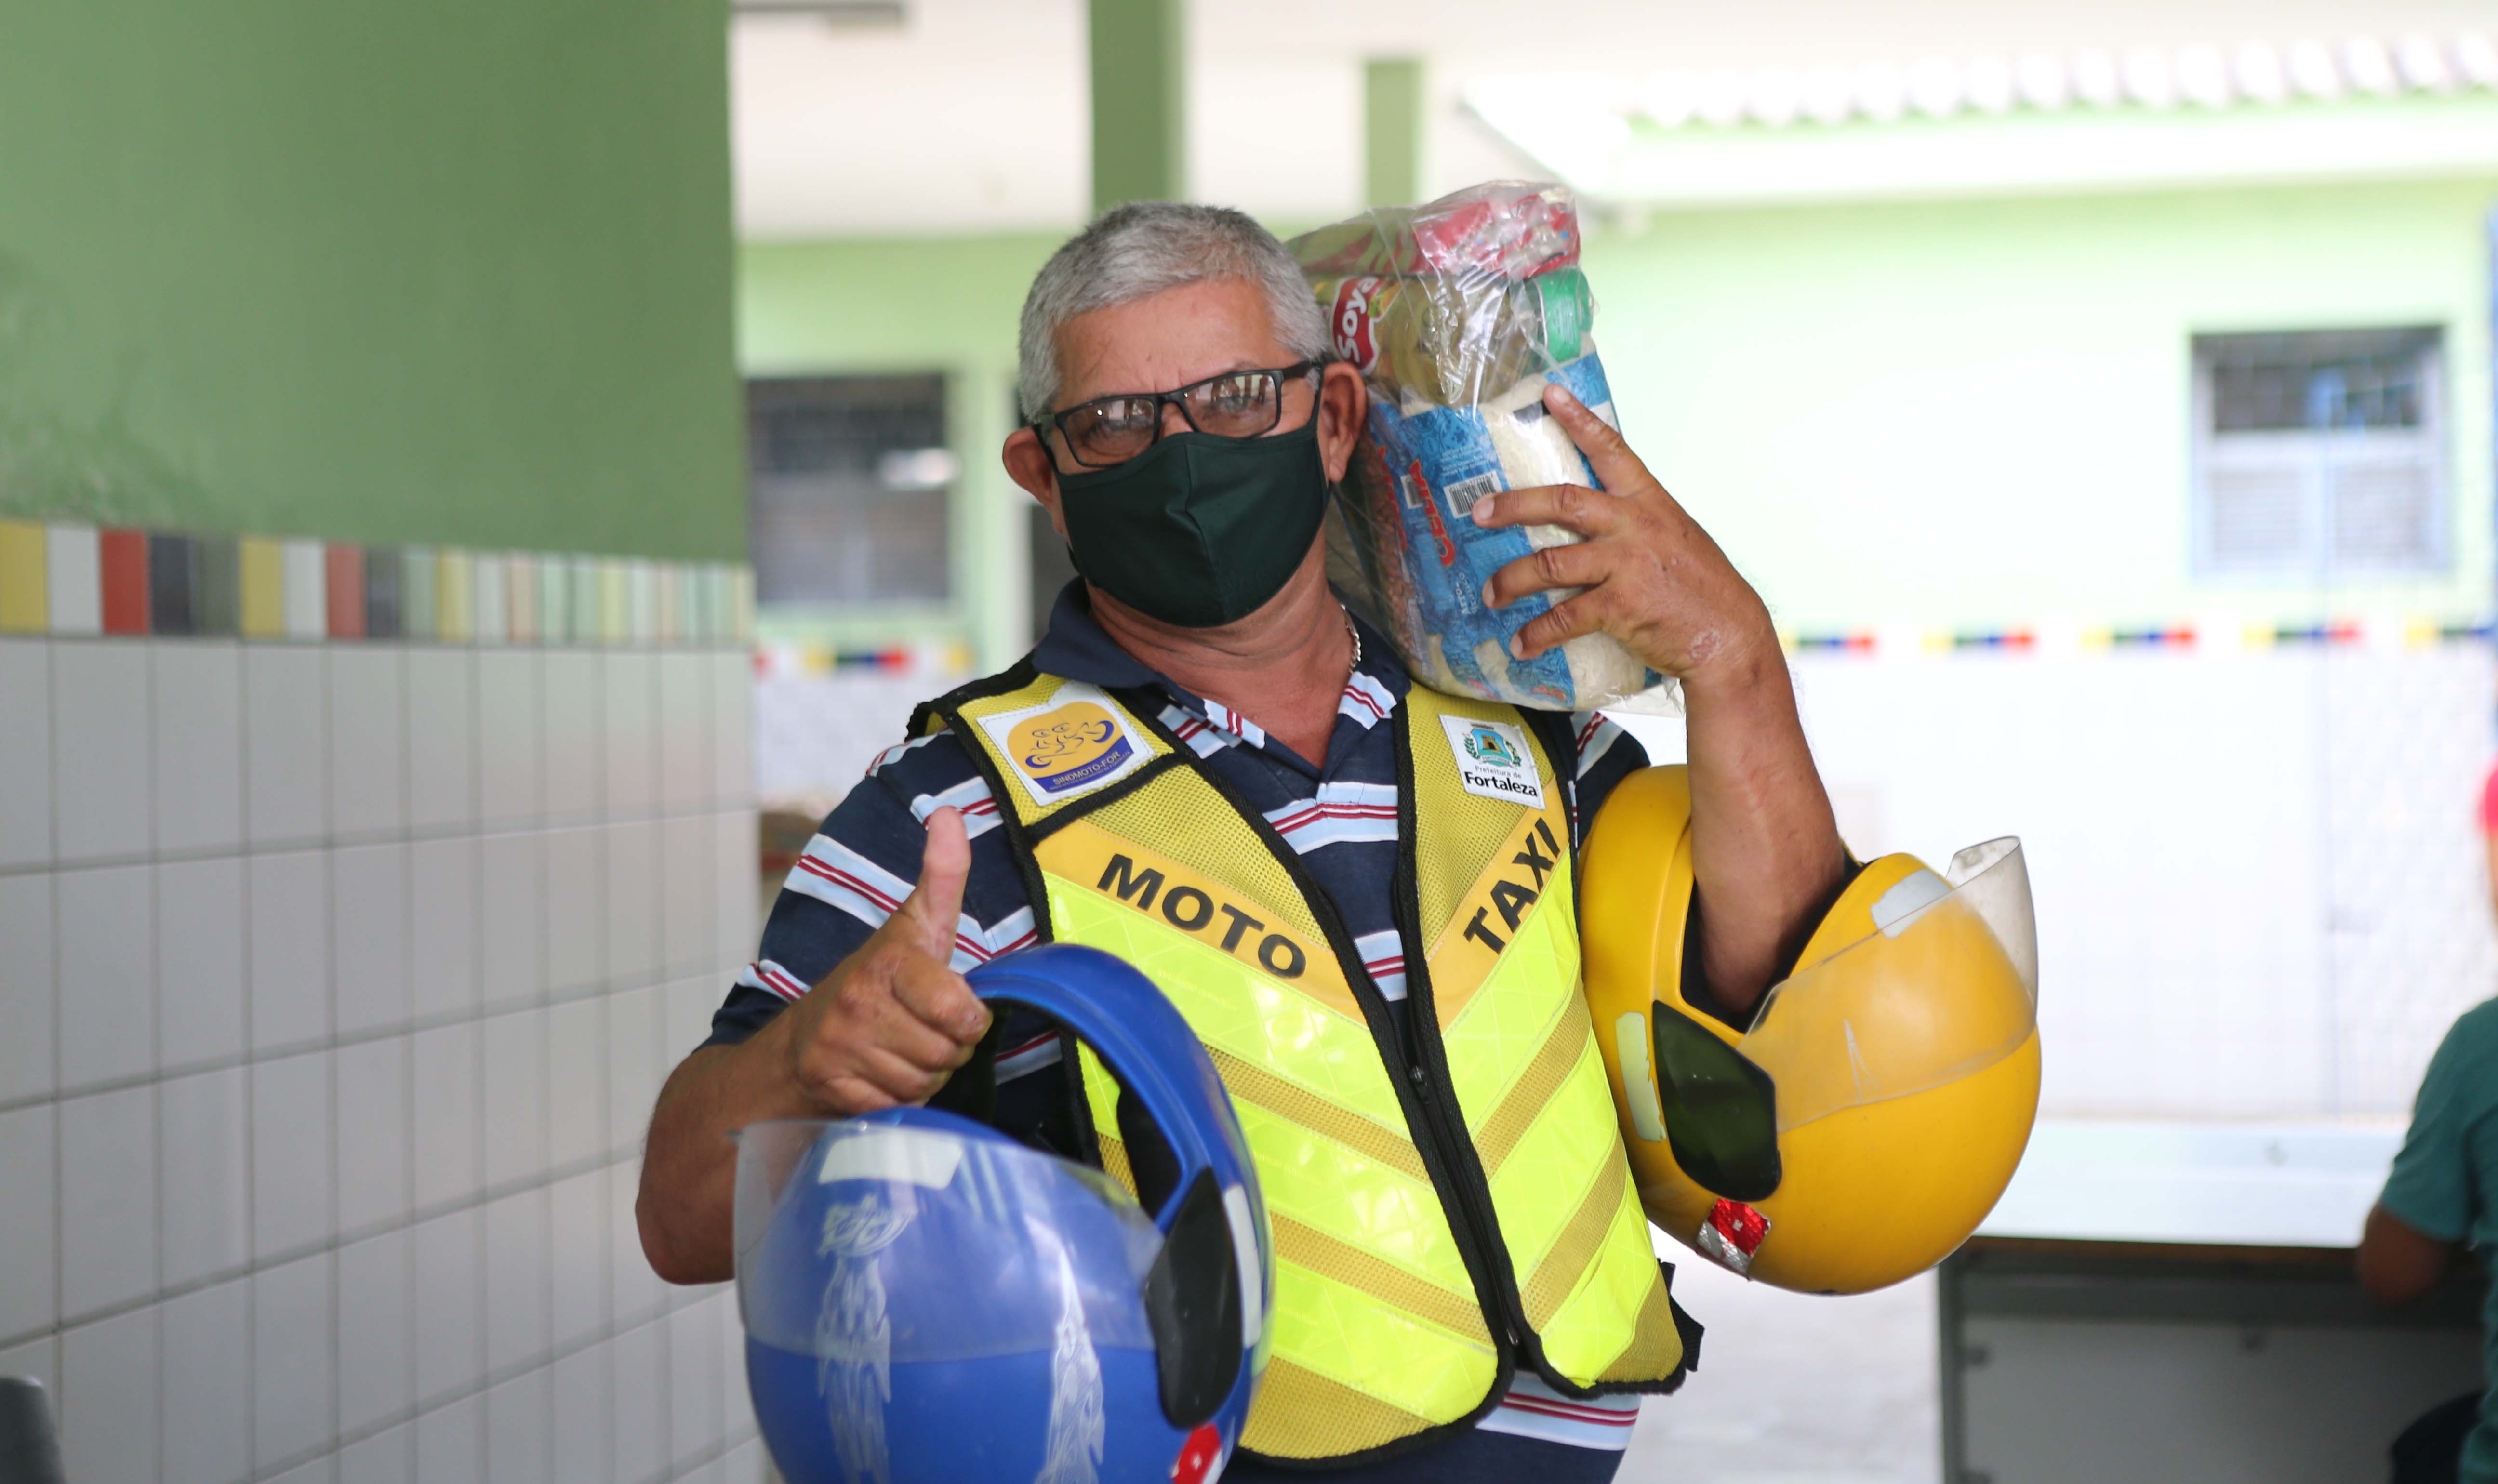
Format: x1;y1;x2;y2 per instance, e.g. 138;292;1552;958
1089;0;1185;213
1365;57;1424;209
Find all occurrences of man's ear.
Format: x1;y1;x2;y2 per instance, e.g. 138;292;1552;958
1003;426;1067;539
1316;362;1366;483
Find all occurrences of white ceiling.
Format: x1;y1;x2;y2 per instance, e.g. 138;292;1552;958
731;0;2498;239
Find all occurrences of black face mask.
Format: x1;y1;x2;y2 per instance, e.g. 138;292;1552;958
1054;420;1329;629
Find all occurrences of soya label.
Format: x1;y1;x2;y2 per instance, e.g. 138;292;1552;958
1440;715;1544;809
980;685;1151;807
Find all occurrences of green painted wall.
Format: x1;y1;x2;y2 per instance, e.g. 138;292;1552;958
738;174;2498;662
0;0;744;561
1584;175;2497;633
1089;0;1186;212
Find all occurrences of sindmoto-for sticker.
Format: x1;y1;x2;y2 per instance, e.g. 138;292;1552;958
978;682;1154;808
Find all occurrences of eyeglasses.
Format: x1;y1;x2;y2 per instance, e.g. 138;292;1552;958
1036;361;1323;469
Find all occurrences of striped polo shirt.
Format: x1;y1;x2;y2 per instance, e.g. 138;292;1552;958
705;584;1655;1476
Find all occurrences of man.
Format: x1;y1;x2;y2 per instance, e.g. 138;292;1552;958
639;202;1847;1481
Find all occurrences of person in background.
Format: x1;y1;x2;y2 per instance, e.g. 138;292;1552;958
2356;762;2498;1484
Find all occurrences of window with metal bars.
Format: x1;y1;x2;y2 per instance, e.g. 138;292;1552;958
2190;328;2446;580
746;373;957;605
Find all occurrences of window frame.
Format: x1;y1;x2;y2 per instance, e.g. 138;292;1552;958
2187;328;2449;584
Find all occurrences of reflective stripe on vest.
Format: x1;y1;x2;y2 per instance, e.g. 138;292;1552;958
933;671;1681;1462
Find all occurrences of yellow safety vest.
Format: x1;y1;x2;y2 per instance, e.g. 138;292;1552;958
917;665;1688;1465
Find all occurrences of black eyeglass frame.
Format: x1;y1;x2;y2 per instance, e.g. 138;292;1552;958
1033;360;1327;470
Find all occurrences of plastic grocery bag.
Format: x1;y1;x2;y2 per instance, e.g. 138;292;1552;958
1289;182;1678;714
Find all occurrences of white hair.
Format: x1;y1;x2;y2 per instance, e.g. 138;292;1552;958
1015;202;1332;422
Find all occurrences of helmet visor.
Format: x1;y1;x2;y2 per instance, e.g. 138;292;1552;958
733;1118;1165;1362
1740;838;2038;1134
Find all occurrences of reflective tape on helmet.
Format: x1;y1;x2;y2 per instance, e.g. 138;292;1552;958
1694;1198;1769;1277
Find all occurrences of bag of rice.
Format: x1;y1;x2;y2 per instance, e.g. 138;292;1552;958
1289;181;1677;714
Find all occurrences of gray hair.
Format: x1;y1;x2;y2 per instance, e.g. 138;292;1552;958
1016;202;1332;422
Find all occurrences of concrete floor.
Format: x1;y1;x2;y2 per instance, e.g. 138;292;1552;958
1620;1259;1941;1484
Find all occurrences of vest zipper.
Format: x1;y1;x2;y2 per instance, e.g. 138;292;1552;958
1392;882;1533;1360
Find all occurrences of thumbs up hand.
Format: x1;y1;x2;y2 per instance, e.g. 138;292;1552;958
783;807;994;1114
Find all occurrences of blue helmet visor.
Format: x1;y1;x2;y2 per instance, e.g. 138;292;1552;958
734;1117;1165;1363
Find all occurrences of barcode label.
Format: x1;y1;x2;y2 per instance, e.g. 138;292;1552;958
1443;472;1502;518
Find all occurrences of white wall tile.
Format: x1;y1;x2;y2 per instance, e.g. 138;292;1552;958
56;862;153;1089
405;650;478;834
336;1036;411;1236
610;1157;665;1329
251;1049;334;1260
254;1251;335;1472
250;849;331;1052
330;648;408;839
660;814;715;980
484;1367;551;1484
245;647;327;847
0;640;54;868
541;653;601;822
483;1188;549;1376
605;986;662;1156
159;1067;248;1289
603;653;657;819
280;542;325;641
656;653;709;809
337;1229;412;1438
668;1297;724;1467
547;1167;609;1352
723;1438;768;1484
477;650;542;827
410;1022;480;1212
712;652;754;806
50;639;151;862
338;1424;412;1484
610;1318;665;1484
157;857;245;1072
411;1208;481;1407
478;832;544;1011
718;1289;752;1440
266;1445;337;1484
543;826;603;996
408;836;478;1023
58;1306;156;1484
0;1333;58;1401
714;809;760;977
546;998;604;1172
665;979;717;1074
603;820;658;987
413;1392;480;1484
0;1103;57;1341
44;528;99;636
548;1344;609;1484
161;1277;250;1484
482;1008;549;1190
58;1086;155;1319
152;640;244;855
332;844;412;1038
0;873;54;1104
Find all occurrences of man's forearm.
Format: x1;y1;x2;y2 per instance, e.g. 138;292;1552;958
1680;636;1847;1018
635;1020;815;1285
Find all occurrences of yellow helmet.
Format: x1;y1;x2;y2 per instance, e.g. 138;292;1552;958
1580;767;2041;1294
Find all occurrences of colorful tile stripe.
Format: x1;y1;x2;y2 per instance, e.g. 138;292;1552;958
1779;618;2497;657
754;639;976;680
0;518;753;646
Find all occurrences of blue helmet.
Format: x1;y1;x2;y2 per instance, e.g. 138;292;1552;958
734;944;1273;1484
